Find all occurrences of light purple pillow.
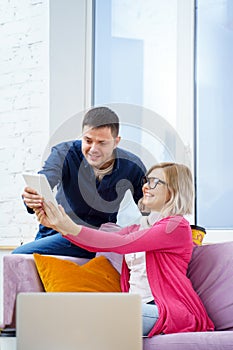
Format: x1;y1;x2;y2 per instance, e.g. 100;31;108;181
187;242;233;331
96;223;123;273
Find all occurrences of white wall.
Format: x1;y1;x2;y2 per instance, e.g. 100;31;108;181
0;0;91;326
49;0;92;137
0;0;49;326
0;0;50;247
0;0;92;247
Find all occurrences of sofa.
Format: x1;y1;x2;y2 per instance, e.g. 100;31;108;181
1;241;233;350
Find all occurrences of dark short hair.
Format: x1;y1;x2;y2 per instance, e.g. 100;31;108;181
82;107;119;137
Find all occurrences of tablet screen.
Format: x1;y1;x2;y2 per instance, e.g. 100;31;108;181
22;173;58;207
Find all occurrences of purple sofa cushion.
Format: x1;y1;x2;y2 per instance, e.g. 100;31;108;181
143;331;233;350
187;242;233;331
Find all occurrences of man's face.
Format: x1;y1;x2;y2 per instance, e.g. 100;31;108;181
82;126;121;169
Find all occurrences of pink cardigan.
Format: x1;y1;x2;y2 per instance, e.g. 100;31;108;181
65;216;214;336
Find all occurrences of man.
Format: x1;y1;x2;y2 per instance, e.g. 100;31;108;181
13;106;146;258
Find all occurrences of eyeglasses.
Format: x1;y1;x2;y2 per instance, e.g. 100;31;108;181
141;176;167;189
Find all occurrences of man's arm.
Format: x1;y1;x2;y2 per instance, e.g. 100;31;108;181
22;140;74;213
38;141;74;188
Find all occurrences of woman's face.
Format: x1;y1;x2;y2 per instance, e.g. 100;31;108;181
142;168;171;213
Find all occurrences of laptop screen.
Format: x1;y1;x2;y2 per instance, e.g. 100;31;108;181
16;292;142;350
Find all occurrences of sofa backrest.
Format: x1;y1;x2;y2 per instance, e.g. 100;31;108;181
187;241;233;331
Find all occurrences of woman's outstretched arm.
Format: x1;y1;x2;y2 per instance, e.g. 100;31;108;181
35;201;82;236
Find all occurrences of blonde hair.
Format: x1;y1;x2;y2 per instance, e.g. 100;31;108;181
147;162;193;217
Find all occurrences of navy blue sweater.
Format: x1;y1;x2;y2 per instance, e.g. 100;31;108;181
30;140;146;238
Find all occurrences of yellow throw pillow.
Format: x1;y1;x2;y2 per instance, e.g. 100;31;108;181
33;254;121;293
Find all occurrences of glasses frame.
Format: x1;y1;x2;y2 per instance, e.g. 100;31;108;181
141;176;167;190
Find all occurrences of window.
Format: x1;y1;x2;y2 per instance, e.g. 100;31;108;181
195;0;233;229
93;0;194;225
94;0;194;169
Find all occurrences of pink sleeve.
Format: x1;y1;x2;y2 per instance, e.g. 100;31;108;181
65;216;192;254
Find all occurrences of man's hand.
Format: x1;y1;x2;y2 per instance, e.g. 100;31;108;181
35;201;81;237
22;186;43;209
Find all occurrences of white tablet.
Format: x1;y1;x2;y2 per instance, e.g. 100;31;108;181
22;173;58;207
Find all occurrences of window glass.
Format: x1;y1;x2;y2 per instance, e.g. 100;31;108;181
94;0;193;159
94;0;194;225
196;0;233;229
94;0;177;124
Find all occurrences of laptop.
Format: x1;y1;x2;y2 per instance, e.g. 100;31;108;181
16;292;142;350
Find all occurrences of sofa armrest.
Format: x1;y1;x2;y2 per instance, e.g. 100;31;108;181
1;254;90;328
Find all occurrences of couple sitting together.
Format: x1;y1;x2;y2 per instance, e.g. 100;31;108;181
13;106;214;337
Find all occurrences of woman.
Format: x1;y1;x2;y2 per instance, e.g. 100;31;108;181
36;162;214;337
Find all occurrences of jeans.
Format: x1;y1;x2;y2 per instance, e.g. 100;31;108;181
142;301;159;336
12;232;96;259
